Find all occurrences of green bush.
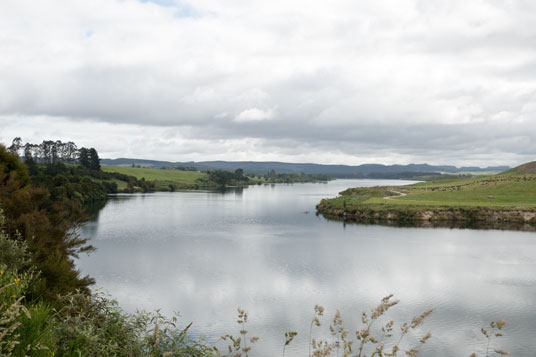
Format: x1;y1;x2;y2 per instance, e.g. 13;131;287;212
52;291;216;356
13;303;56;357
0;221;33;274
1;264;54;356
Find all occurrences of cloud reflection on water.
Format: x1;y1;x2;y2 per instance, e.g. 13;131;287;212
78;181;536;356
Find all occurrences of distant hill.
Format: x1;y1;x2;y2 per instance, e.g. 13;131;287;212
502;161;536;175
100;158;509;179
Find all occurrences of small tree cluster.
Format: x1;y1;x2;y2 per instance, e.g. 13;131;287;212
78;147;101;170
6;137;101;171
208;169;250;187
8;137;79;165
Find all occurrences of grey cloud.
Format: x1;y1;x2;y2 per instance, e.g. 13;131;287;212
1;0;536;166
182;120;536;162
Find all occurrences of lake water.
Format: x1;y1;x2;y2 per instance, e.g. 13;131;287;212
77;179;536;356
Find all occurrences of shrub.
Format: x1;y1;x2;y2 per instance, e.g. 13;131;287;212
52;291;141;356
0;264;53;356
51;291;216;356
13;303;56;357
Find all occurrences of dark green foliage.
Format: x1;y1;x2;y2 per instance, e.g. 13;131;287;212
208;169;251;187
24;157;39;177
160;165;198;171
78;147;89;169
102;180;118;193
7;137;23;155
209;170;238;186
88;148;101;170
0;221;35;278
13;303;57;357
28;160;157;203
0;146;29;188
262;171;331;183
0;145;94;302
174;165;197;171
206;169;330;188
76;145;101;171
30;164;108;205
1;264;42;355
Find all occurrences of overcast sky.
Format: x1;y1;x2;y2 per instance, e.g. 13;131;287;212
1;0;535;166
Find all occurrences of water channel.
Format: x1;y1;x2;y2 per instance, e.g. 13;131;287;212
77;179;536;356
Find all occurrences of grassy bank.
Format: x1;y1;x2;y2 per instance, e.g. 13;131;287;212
102;165;208;191
103;165;332;191
317;163;536;225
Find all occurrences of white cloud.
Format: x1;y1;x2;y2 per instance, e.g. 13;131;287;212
234;108;274;122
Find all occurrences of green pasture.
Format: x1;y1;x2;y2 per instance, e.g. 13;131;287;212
102;165;207;190
326;172;536;209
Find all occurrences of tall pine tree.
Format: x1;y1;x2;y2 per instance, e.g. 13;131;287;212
88;148;101;170
78;147;89;168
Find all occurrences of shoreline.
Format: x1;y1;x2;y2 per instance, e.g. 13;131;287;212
315;171;536;230
318;211;536;231
316;203;536;222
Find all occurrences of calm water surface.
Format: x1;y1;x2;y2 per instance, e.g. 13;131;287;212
77;180;536;356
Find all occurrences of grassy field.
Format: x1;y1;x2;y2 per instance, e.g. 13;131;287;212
102;165;208;190
318;164;536;212
372;175;536;207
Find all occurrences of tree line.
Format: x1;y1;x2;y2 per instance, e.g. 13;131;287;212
7;137;100;170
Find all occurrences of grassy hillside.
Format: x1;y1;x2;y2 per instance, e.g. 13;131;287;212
102;165;207;190
501;161;536;175
320;173;536;211
317;164;536;226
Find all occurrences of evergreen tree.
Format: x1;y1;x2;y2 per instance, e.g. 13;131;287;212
78;147;89;168
7;137;22;155
23;143;38;176
88;148;101;171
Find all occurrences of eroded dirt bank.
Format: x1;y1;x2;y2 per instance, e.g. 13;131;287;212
316;204;536;227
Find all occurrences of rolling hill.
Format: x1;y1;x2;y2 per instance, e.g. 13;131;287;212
501;161;536;175
100;158;509;178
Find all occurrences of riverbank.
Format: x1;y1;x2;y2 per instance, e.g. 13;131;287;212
316;165;536;226
102;165;332;192
102;165;207;191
